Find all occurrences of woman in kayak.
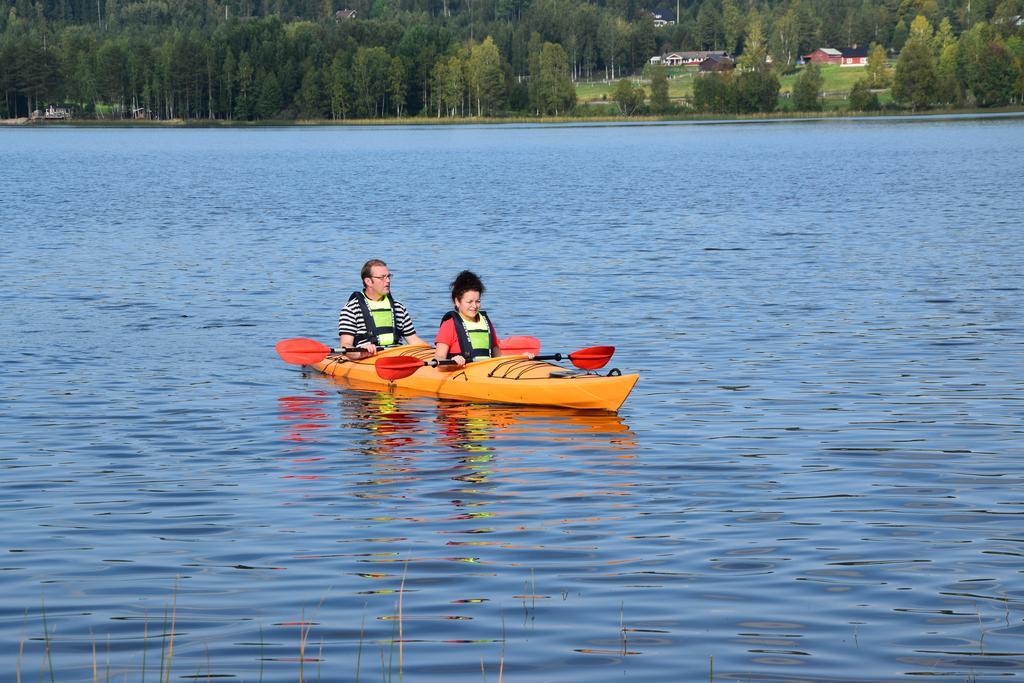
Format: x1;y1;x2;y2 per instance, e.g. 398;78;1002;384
434;270;503;367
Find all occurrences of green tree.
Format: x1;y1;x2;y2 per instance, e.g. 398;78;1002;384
792;63;824;111
647;63;670;113
908;12;934;43
768;1;801;71
468;36;505;116
6;37;60;117
328;51;349;120
297;64;324;118
632;15;656;72
892;18;909;51
692;72;733;112
722;0;743;55
389;56;407;117
611;77;644;114
531;41;575;115
598;16;626;80
433;53;465;116
733;69;780;112
736;17;768;73
352;46;391;117
936;35;961;104
235;50;254;120
732;18;778;113
58;25;99;111
957;23;1020;107
892;16;938;109
866;43;891;88
971;38;1017;106
847;78;881;110
696;0;721;50
221;48;236;120
95;39;128;116
932;16;956;55
255;71;282;119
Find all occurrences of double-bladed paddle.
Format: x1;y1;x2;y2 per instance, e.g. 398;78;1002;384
375;344;616;381
531;346;615;370
275;337;362;365
497;337;615;369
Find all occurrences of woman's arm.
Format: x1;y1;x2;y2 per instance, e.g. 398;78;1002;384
435;342;464;365
434;319;464;364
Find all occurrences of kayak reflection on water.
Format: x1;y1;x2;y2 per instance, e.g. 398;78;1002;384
320;372;634;443
276;382;634;493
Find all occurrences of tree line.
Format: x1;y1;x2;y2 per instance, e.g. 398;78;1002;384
685;15;1023;116
2;0;1023;119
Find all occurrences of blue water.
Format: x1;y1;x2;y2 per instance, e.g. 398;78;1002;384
2;117;1023;682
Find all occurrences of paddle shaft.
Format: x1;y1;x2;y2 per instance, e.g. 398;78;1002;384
532;353;567;362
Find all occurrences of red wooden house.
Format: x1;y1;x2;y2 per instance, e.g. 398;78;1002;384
839;47;869;66
803;48;842;64
803;47;869;67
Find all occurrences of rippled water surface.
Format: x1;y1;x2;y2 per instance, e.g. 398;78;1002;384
2;118;1023;682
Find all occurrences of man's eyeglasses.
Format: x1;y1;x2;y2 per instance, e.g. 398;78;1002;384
370;273;393;280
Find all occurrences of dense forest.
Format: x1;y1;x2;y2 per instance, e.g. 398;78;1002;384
1;0;1022;119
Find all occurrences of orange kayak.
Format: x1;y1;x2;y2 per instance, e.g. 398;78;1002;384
308;345;638;412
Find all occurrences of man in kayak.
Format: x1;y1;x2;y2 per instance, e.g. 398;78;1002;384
339;259;428;357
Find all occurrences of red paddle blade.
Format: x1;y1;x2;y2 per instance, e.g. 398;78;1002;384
567;345;615;370
500;335;541;355
375;356;428;381
276;338;332;365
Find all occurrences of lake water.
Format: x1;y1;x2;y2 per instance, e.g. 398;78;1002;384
2;117;1022;682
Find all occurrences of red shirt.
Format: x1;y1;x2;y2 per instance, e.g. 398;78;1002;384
435;316;499;355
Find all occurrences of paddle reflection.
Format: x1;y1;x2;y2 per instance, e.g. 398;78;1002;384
277;392;332;443
275;391;336;482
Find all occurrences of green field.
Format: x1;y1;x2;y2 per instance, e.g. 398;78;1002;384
576;67;700;103
577;63;880;109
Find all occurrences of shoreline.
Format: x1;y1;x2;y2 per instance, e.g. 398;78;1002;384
4;107;1024;128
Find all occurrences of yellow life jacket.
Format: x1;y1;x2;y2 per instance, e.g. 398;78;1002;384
442;310;493;361
350;291;398;347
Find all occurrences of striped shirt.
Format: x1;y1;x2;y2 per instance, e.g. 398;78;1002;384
338;294;417;344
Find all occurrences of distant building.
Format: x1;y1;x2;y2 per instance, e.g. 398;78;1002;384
30;104;72;120
132;107;155;120
699;55;735;72
839;46;868;66
804;47;843;65
647;11;675;27
654;50;728;67
804;47;868;67
334;8;357;20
